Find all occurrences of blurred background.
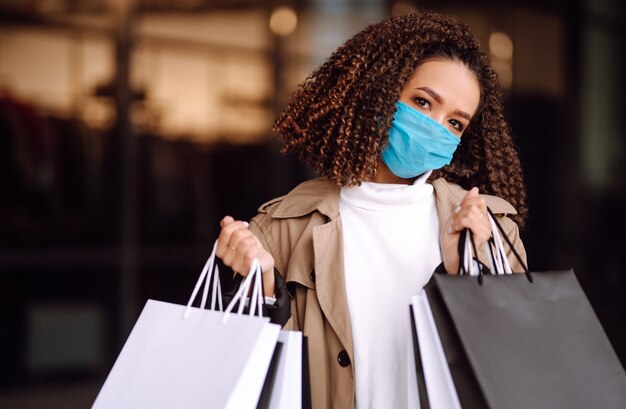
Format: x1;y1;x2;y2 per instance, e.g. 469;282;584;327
0;0;624;407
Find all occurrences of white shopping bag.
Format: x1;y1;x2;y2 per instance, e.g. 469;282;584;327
92;242;281;409
410;291;462;409
267;330;304;409
406;324;420;409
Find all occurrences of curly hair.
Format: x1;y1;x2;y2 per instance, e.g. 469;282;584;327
273;12;527;226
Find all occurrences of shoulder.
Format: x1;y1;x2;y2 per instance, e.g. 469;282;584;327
250;178;338;275
256;177;341;220
430;177;517;216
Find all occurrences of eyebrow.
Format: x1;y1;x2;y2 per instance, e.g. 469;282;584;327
416;86;472;121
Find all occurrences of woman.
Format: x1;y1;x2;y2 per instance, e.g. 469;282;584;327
216;12;527;409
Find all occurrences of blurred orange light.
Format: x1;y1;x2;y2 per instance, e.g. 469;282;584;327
269;6;298;37
489;32;513;60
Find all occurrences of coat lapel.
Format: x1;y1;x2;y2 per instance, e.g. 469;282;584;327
312;217;353;358
269;178;354;356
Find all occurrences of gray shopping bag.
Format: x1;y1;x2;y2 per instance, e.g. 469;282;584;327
418;270;626;409
410;212;626;409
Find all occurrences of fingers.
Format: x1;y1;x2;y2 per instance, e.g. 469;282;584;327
217;217;249;257
441;188;493;273
220;215;234;228
462;186;479;201
231;244;274;278
448;187;491;247
459;187;486;214
216;216;274;276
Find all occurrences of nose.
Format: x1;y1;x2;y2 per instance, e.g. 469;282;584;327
430;113;447;127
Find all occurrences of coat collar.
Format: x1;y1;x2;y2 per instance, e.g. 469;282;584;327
267;178;341;219
264;177;517;219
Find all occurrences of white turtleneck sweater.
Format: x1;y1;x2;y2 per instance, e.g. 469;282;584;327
339;171;442;409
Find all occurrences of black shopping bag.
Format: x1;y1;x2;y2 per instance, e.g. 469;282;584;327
410;212;626;409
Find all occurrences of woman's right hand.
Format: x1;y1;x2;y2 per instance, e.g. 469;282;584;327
216;216;275;296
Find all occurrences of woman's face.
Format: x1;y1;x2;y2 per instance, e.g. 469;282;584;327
373;57;481;184
399;57;480;137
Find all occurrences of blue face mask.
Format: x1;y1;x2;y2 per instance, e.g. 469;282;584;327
381;101;461;179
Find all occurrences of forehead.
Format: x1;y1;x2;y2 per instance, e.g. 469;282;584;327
405;58;481;116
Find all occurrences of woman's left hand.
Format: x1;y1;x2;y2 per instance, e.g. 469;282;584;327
441;187;492;274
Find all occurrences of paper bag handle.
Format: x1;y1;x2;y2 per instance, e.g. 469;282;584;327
459;208;532;283
486;208;532;281
222;258;265;323
184;240;223;319
458;211;514;277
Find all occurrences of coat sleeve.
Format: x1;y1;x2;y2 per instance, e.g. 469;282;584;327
215;213;291;327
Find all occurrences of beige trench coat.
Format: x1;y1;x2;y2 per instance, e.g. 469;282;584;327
249;177;527;409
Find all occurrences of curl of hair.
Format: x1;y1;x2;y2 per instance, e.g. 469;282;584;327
273;12;527;226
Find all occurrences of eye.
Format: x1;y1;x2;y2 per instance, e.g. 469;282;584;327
414;97;430;110
448;119;465;132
